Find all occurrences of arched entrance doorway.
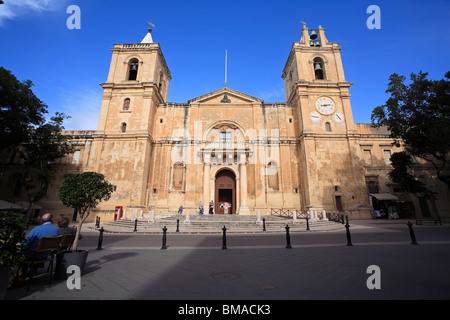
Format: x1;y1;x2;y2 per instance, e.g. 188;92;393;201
215;169;236;214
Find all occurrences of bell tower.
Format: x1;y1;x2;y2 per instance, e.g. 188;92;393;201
96;24;171;136
283;23;370;216
282;24;356;134
88;25;171;210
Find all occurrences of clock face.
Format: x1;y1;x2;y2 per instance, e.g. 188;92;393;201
316;97;335;115
309;111;322;123
333;112;345;123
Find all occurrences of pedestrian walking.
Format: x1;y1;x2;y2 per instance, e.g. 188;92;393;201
209;200;214;215
198;202;204;215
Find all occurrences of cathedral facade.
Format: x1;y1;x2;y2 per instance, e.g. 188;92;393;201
11;24;450;222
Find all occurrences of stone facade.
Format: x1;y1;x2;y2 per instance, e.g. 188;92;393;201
3;24;449;222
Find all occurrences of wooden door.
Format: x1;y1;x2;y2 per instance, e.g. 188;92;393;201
215;170;236;214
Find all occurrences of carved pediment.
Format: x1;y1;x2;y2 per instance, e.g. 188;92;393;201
188;88;263;104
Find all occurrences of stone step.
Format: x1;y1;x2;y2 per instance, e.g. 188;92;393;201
98;215;344;233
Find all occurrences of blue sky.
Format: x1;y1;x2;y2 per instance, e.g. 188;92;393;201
1;0;449;130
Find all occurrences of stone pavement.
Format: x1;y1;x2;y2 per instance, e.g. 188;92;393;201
4;219;450;303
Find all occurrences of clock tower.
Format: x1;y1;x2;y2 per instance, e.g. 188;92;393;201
282;24;370;216
282;24;356;134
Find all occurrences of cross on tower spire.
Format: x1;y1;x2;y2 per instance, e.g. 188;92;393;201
141;19;154;44
147;18;155;32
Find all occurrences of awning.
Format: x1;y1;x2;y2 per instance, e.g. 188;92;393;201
0;200;23;210
369;193;399;201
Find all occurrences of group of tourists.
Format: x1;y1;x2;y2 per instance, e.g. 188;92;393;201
177;200;219;215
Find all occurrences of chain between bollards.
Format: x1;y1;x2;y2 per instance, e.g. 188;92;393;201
222;226;227;250
285;224;292;249
96;227;104;250
407;221;419;245
161;226;168;250
345;216;353;246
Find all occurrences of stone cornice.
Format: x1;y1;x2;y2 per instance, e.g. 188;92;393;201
92;132;154;142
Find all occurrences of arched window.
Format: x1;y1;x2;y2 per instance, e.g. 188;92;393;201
123;98;130;111
127;58;139;80
121;122;127;133
313;57;325;80
325;122;332;132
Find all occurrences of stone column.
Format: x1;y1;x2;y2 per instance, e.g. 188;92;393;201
203;156;211;210
184;210;190;224
239;154;250;215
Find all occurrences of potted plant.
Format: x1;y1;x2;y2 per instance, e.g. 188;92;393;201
0;211;27;299
56;172;114;278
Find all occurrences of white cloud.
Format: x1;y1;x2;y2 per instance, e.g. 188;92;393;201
52;87;102;131
0;0;63;26
257;88;285;102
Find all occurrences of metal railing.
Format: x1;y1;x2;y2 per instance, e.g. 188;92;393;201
270;208;309;219
326;211;345;224
271;208;344;223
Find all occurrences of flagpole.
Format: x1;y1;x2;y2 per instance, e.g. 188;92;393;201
224;50;228;87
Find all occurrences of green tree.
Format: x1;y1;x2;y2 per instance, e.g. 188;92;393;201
0;67;47;155
59;172;114;251
371;71;450;198
21;112;73;223
0;67;73;223
0;211;27;272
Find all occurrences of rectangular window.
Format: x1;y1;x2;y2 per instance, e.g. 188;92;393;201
368;181;379;193
172;164;184;191
384;150;392;165
72;150;80;165
363;149;373;164
366;176;379;193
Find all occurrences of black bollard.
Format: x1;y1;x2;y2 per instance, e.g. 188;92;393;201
161;226;168;250
222;226;227;250
285;224;292;249
345;216;353;246
263;218;266;232
407;221;419;245
134;218;138;232
96;227;104;250
176;219;180;233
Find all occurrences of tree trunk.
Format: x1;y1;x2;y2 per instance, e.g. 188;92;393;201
72;208;89;252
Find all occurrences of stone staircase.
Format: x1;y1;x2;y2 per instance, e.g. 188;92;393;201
99;214;345;234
